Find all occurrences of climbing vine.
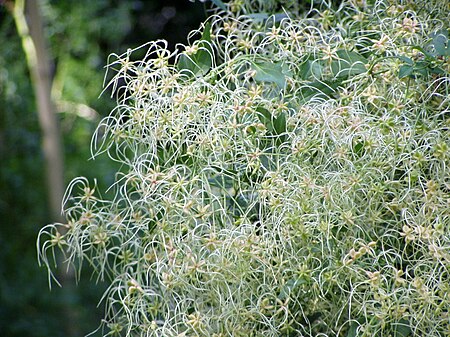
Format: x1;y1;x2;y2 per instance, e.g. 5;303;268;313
39;1;450;336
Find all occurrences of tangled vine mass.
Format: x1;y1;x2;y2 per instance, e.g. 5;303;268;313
39;0;449;336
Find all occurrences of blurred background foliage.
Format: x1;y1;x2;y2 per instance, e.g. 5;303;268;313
0;1;204;336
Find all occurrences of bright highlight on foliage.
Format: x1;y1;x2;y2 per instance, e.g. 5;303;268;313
39;0;449;336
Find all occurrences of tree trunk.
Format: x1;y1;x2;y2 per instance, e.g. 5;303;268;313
7;1;78;336
7;0;65;222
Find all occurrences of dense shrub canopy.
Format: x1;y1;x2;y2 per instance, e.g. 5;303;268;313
39;0;450;336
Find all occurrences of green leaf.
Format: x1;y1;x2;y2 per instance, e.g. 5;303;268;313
299;80;338;102
251;61;287;88
346;321;358;337
200;22;212;46
177;54;199;74
246;13;270;21
411;46;435;60
392;319;411;337
278;278;308;300
331;50;367;78
399;65;414;78
211;0;227;11
208;174;234;189
353;141;364;155
397;55;413;65
255;105;287;148
413;61;432;77
430;29;450;57
246;12;288;22
196;49;213;73
177;23;213;76
273;111;286;135
256;107;274;134
299;57;323;80
430;66;445;75
255;106;286;143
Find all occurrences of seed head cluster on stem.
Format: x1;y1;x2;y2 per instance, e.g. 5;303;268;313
38;0;450;336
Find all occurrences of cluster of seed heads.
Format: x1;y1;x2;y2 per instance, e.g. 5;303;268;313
39;0;449;336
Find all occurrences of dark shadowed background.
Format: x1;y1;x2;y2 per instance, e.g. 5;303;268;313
0;1;204;336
